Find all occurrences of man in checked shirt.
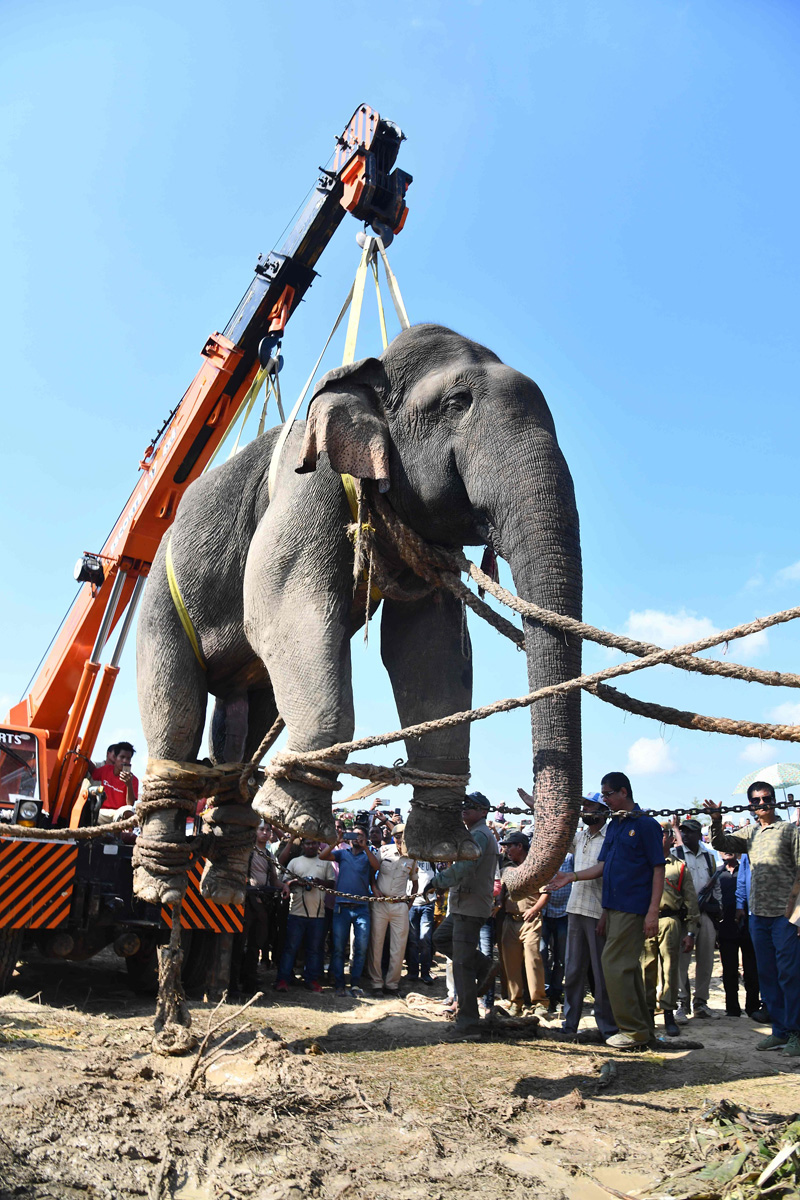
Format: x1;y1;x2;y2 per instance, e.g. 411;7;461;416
706;783;800;1058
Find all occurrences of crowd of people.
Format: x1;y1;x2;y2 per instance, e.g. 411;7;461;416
88;744;800;1054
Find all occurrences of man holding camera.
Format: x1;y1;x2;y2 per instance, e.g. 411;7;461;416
321;826;380;997
274;838;334;994
91;742;138;824
367;824;418;995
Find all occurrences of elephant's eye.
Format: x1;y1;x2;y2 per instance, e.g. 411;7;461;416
442;389;472;415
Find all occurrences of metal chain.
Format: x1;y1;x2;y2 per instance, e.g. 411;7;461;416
489;801;795;820
276;860;412;905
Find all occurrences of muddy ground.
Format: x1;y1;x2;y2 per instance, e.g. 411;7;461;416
1;950;798;1200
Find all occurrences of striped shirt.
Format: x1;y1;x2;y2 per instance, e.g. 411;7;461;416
710;817;800;918
566;825;608;920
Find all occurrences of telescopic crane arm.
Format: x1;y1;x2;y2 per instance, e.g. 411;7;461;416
7;104;411;822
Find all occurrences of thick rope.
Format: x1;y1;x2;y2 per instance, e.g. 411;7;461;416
365;485;800;690
238;715;286;799
587;681;800;742
152;899;197;1056
265;754;467;790
269;613;800;777
460;551;800;690
0;816;138;841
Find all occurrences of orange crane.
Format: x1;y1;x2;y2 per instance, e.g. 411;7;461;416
0;105;411;992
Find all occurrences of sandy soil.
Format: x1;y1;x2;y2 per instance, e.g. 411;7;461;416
0;949;798;1200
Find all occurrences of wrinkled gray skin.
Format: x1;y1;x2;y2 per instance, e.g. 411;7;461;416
135;324;582;905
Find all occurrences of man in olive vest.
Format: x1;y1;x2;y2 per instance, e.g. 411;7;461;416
431;793;500;1039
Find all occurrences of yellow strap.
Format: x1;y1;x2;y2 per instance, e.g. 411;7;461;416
165;533;206;670
371;255;389;350
342;238;373;365
376;237;411;330
205;362;270;473
341;472;359;521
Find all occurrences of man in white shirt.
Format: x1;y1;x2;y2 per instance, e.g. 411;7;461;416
274;839;335;994
562;795;617;1041
367;825;418;995
672;817;722;1020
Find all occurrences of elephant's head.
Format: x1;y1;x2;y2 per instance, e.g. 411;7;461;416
297;324;582;894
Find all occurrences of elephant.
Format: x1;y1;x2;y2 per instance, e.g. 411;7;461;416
134;323;582;907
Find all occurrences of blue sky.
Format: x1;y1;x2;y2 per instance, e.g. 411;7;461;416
2;0;799;817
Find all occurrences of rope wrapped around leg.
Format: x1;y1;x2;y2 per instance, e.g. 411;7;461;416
152;899;197;1056
133;757;261;1054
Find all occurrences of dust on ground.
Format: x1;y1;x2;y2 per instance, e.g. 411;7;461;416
1;950;798;1200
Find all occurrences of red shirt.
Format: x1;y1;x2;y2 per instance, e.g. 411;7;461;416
91;763;139;809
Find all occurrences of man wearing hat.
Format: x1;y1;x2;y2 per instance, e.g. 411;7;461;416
562;794;617;1041
671;817;722;1021
367;824;418;995
498;831;548;1017
431;792;500;1038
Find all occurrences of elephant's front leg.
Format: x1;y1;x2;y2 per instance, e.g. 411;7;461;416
244;476;354;844
381;591;478;862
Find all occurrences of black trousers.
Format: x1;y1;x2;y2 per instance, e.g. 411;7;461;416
433;913;492;1031
718;917;761;1015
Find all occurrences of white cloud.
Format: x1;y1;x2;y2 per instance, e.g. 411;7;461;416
627;608;716;647
776;561;800;583
768;701;800;725
625;608;767;660
739;740;777;764
731;629;769;661
625;736;675;776
743;574;764;591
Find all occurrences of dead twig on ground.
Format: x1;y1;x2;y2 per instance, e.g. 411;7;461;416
176;992;264;1096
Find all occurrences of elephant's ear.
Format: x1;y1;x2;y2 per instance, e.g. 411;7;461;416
296;357;390;486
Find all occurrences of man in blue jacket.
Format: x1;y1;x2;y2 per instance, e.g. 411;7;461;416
547;771;664;1049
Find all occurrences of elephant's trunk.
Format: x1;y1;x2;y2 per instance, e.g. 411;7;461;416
491;427;583;897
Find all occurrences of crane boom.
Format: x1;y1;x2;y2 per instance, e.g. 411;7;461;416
7;104;411;820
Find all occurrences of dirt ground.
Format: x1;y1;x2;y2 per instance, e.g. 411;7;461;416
1;950;799;1200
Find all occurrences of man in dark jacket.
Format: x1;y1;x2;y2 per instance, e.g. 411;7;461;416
718;849;763;1019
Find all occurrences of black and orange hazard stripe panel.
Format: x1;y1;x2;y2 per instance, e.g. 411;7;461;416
0;838;77;929
160;859;244;934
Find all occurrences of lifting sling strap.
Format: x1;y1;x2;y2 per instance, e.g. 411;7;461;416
166;238;408;652
165;532;206;670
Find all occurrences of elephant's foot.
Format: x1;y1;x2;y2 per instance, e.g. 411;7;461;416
132;807;193;906
253;775;336;843
199;856;248;906
199;802;259;905
133;862;187;907
404;803;480;863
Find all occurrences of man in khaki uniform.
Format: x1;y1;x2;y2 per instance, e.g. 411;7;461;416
498;831;547;1016
641;824;699;1036
367;825;418;994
